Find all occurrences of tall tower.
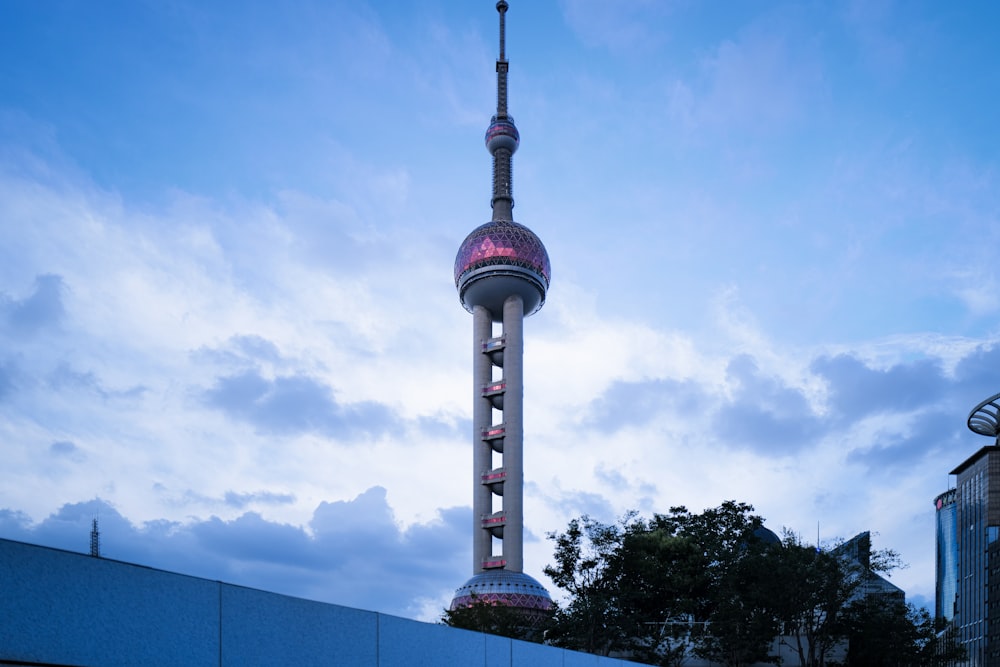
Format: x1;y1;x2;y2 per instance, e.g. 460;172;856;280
449;1;552;618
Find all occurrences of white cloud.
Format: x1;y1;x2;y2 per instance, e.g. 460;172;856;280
559;0;674;54
667;10;827;135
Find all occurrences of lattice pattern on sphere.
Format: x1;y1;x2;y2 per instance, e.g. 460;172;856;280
452;591;553;611
454;220;551;287
450;570;553;615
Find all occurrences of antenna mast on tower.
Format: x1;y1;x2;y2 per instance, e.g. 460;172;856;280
90;517;101;558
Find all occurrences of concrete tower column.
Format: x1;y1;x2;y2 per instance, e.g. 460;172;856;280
473;305;493;573
502;294;524;572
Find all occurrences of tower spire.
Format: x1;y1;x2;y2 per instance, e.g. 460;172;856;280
497;0;508;116
486;0;518;221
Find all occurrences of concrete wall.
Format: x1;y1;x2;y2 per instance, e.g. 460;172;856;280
0;538;641;666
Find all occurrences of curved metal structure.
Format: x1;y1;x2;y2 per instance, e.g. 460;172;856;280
450;1;552;618
968;392;1000;438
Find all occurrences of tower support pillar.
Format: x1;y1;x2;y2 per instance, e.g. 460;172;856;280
472;305;494;573
502;294;524;572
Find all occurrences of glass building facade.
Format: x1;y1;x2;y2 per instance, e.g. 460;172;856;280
952;446;1000;666
936;488;958;622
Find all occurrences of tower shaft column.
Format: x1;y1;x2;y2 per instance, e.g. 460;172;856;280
491;147;513;219
472;305;493;573
502;294;524;572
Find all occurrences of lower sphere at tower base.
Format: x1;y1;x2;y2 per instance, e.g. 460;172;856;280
450;571;553;623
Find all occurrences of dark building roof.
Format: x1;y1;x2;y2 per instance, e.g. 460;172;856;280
951;446;1000;476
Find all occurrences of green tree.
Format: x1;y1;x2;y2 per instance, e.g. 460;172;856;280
657;502;779;667
842;598;965;667
614;525;704;666
542;505;959;667
440;594;537;640
768;534;855;667
545;502;781;666
543;514;631;655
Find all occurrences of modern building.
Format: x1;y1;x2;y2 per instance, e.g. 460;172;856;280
935;488;958;622
833;531;905;603
449;1;553;617
942;392;1000;666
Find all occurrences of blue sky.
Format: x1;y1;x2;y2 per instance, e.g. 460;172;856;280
2;0;1000;619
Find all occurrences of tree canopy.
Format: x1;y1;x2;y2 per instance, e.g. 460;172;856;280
441;501;963;666
540;502;964;667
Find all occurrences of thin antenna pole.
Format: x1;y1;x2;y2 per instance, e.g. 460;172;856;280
496;1;508;117
90;516;101;558
498;0;506;61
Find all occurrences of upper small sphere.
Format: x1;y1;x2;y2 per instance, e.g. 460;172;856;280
485;115;519;155
455;220;550;319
